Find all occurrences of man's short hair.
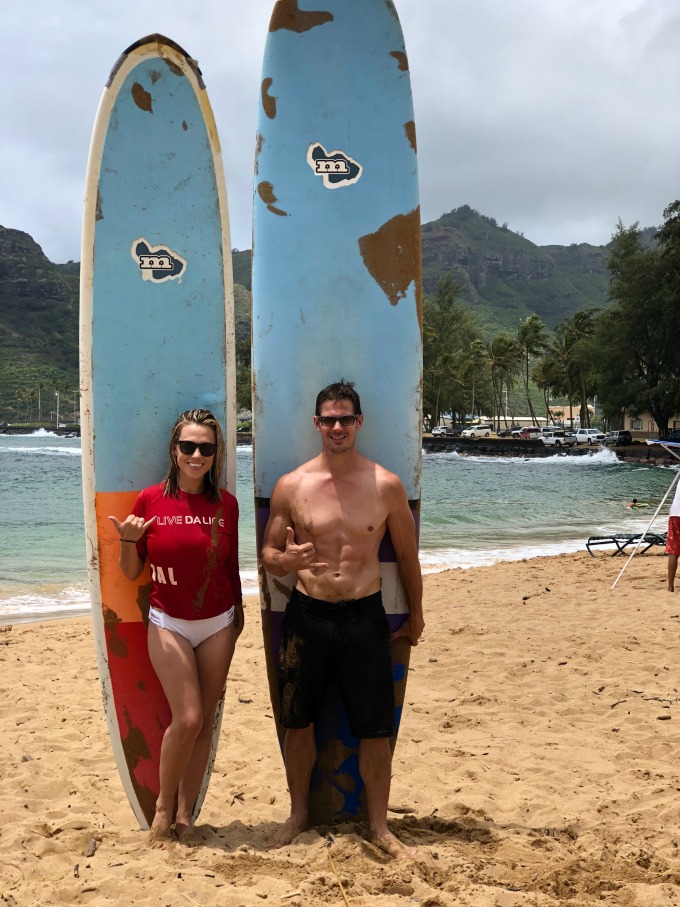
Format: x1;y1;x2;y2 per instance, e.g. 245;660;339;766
315;379;362;416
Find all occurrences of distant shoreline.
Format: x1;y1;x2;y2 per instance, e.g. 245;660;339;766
2;428;676;463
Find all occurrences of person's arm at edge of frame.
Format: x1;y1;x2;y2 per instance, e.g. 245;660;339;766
385;474;424;646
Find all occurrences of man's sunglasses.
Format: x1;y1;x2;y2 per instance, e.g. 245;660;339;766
177;440;217;456
316;415;359;428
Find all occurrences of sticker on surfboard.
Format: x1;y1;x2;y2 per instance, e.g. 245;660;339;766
307;142;363;188
131;238;187;283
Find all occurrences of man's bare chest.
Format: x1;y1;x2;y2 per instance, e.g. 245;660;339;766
291;484;386;541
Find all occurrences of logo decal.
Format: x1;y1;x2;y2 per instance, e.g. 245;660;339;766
131;238;187;283
307;143;362;188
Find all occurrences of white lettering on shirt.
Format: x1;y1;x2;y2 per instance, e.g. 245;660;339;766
150;564;178;586
154;516;225;527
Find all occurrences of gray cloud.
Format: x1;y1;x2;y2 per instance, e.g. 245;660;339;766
0;0;677;263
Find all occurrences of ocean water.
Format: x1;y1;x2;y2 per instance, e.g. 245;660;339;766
0;431;676;624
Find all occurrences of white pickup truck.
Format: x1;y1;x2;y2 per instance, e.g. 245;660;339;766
542;430;577;448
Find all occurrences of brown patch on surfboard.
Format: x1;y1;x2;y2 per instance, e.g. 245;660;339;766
136;583;152;624
269;0;333;33
390;50;409;72
95;189;104;222
262;78;277;120
404;120;417;152
103;606;127;658
121;708;156;825
131;82;153;113
358;207;423;316
273;578;294;599
257;181;288;217
164;59;184;78
254;132;264;176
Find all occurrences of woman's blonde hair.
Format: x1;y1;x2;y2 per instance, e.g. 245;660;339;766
163;409;224;502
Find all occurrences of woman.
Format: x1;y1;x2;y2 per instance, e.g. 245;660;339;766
109;409;243;844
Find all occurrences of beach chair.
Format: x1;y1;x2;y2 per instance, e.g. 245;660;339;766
586;532;667;557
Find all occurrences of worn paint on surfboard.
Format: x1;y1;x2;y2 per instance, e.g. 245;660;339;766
80;34;235;829
253;0;422;824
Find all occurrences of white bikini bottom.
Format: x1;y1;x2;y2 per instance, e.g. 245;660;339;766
148;606;234;649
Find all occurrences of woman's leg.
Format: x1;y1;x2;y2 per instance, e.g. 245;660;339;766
175;623;236;832
147;623;203;837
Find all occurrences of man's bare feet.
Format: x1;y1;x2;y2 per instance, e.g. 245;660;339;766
175;822;200;847
267;814;307;849
370;830;417;860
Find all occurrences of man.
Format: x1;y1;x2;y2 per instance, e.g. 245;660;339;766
260;380;423;859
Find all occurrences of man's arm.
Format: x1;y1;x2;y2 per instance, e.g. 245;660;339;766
384;474;424;645
260;475;327;577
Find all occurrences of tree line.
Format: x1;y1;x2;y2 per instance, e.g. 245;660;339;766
424;201;680;435
11;380;77;426
14;202;676;432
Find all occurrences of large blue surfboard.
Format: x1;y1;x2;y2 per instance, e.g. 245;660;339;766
253;0;422;825
80;35;236;829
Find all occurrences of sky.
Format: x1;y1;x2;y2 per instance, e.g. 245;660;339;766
1;0;678;264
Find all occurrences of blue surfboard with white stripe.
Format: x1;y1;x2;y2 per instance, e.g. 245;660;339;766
253;0;422;824
80;35;235;829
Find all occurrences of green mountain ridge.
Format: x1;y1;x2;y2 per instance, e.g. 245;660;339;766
0;210;654;422
422;205;612;334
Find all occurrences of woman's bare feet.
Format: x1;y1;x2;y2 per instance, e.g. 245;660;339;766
370;830;417;860
147;825;173;847
147;806;173;847
175;822;200;847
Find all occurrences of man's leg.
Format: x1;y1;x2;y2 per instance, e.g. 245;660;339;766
268;725;316;847
668;554;678;591
359;737;416;859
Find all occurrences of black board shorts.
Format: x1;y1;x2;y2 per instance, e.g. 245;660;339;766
278;587;395;739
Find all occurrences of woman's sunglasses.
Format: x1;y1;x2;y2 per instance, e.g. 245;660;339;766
177;440;216;456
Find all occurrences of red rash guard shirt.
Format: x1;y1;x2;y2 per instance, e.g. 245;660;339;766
132;483;242;620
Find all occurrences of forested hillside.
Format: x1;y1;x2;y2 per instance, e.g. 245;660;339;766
0;208;645;422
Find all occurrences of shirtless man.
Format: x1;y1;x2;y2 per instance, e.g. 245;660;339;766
261;380;423;859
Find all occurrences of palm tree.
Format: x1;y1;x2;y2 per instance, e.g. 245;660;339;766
551;310;597;429
486;334;519;429
517;314;548;425
27;389;36;424
531;356;562;425
461;339;488;422
38;381;45;424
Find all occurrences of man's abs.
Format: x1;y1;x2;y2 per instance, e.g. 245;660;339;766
296;553;382;602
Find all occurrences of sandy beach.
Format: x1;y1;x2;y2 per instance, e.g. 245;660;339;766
2;549;680;906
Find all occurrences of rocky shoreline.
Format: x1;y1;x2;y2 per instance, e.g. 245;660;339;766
422;435;678;464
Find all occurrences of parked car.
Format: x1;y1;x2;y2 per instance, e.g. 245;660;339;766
432;425;456;436
542;430;577;448
575;428;605;444
660;429;680;442
603;430;633;446
496;424;523;437
519;426;542;439
461;423;493;439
